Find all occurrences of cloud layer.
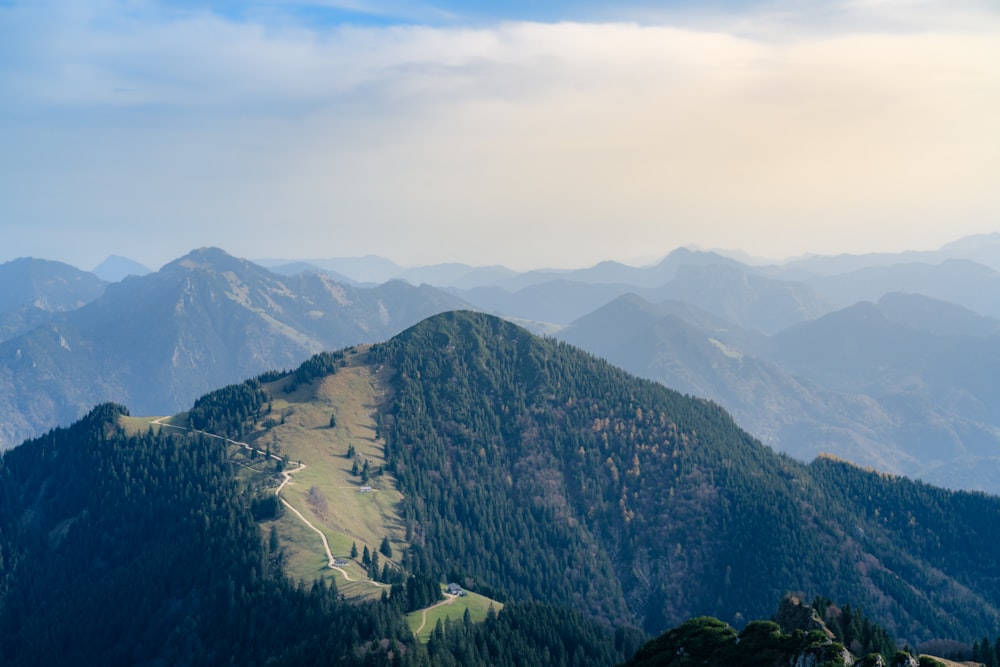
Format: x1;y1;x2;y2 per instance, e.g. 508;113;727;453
2;1;998;269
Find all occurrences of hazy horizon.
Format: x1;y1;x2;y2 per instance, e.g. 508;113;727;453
9;230;999;277
2;1;998;272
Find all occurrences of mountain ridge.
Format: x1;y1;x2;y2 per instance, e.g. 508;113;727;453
0;247;471;450
2;310;1000;664
368;311;1000;641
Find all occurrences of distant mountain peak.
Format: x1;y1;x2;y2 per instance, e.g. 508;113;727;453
164;247;252;274
92;255;151;282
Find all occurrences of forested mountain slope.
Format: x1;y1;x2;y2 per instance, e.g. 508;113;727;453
371;311;1000;643
559;293;1000;494
558;294;902;469
0;403;640;666
4;310;999;664
0;404;415;665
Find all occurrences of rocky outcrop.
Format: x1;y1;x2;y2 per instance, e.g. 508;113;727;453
777;594;836;639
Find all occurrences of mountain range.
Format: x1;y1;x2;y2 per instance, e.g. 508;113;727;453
559;291;1000;493
2;310;998;665
0;248;468;450
0;257;107;342
5;234;1000;498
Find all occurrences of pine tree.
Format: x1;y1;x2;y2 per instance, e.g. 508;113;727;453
350;541;359;559
380;536;393;558
984;637;998;667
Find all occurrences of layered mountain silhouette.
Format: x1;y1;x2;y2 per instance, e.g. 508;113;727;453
91;254;151;282
5;235;1000;499
0;257;107;342
4;310;998;666
0;248;468;449
561;292;1000;494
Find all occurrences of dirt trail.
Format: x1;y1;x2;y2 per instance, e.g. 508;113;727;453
151;417;385;588
413;595;458;636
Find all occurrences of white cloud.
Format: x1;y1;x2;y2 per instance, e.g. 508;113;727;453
1;1;999;268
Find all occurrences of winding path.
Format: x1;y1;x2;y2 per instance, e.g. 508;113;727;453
151;416;386;588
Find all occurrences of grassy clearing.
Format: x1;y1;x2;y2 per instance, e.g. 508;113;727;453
247;347;406;596
406;588;504;642
124;346;407;601
265;512;329;583
119;414;187;437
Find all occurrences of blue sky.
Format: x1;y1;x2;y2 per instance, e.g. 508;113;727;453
145;1;763;27
1;0;998;271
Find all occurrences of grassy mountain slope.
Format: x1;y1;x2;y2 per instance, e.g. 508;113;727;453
0;404;418;666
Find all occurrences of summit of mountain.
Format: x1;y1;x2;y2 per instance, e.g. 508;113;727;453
648;262;832;335
772;233;1000;278
802;259;1000;318
0;248;470;450
496;247;741;292
268;254;404;284
0;257;107;343
764;298;1000;482
91;254;151;282
0;257;106;316
875;291;1000;338
368;311;1000;642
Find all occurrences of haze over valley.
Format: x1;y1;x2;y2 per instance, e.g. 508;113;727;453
3;0;1000;664
6;235;1000;496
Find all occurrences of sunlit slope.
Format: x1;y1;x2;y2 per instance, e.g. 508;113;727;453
127;346;407;600
256;346;405;596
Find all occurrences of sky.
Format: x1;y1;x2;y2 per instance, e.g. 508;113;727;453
1;1;998;271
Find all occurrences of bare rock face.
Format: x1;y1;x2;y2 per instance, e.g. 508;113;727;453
776;594;836;639
792;645;855;667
